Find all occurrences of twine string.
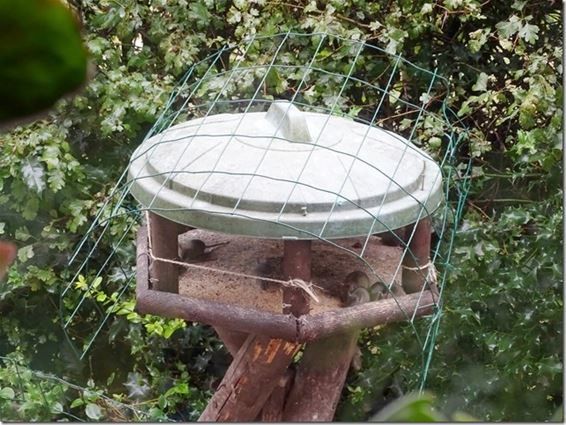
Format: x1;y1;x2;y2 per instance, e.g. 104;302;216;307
145;212;320;303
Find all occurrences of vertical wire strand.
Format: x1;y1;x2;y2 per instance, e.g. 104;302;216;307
186;31;292;209
229;33;328;213
275;38;365;221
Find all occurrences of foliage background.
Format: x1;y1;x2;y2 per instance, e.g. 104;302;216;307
0;0;562;421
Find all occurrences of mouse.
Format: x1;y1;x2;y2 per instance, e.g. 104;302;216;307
178;238;228;262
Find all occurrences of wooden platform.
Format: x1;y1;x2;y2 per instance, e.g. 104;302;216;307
178;229;405;315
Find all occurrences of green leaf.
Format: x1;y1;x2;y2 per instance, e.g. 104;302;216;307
70;397;84;409
85;403;103;420
92;276;103;289
21;158;46;194
496;15;522;38
519;23;539;44
17;244;35;262
472;72;489;92
371;392;446;421
550;405;563;422
0;387;15;399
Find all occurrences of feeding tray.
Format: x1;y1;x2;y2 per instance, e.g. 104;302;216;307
127;101;443;239
177;228;405;315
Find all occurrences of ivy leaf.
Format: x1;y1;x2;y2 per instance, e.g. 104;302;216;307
21;157;46;193
468;28;490;53
519;23;539;44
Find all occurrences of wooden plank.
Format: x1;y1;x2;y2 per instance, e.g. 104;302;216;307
283;331;360;421
198;334;301;421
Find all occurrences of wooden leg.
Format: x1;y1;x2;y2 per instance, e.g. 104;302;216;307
148;212;182;293
257;369;295;422
282;330;360;421
213;326;249;357
198;334;301;421
401;217;432;294
199;239;313;421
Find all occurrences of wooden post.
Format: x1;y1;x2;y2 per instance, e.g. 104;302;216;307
401;217;432;294
198;238;313;421
257;369;295;422
283;329;360;421
198;335;301;421
282;240;311;317
148;212;182;293
213;327;249;357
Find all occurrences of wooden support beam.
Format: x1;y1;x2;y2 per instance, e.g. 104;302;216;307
402;217;432;294
148;212;182;293
283;330;360;421
213;326;249;358
198;237;313;421
297;291;435;341
198;335;300;421
257;369;295;422
282;240;311;317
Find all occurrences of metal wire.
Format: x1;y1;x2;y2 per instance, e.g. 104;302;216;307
61;32;472;394
0;355;160;421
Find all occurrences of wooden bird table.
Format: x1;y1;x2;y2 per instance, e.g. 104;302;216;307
135;213;437;422
130;101;443;421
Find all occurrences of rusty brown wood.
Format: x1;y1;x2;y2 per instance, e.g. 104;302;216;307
283;330;360;421
378;226;409;247
198;334;301;421
257;369;295;422
197;239;311;421
297;291;435;341
213;326;249;357
137;224;436;342
148;212;181;293
402;217;432;294
282;240;311;317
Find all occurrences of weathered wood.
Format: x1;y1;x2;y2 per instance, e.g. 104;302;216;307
282;240;311;317
137;224;436;342
198;238;311;422
378;226;409;247
257;369;295;422
297;291;435;341
213;326;249;357
402;217;432;294
198;334;301;421
283;330;360;421
148;212;181;293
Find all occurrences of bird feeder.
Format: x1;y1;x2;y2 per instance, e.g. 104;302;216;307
129;100;442;421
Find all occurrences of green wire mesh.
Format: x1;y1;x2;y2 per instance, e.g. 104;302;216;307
0;355;158;421
62;32;472;392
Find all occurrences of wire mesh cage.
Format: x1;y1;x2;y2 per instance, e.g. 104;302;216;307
62;31;471;394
